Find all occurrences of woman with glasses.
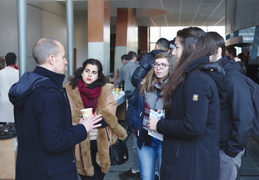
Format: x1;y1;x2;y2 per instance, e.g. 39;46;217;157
149;27;222;180
131;52;176;180
65;59;127;180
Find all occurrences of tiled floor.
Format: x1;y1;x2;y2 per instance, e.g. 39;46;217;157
104;122;259;180
104;131;137;180
237;137;259;180
3;123;259;180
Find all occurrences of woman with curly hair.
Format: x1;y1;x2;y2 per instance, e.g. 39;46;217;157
65;58;127;180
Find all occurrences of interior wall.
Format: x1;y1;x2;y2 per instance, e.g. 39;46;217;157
126;8;138;54
0;0;68;77
75;23;88;70
0;0;19;58
226;0;259;35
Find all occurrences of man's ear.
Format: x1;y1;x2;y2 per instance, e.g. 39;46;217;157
48;55;55;65
217;47;222;56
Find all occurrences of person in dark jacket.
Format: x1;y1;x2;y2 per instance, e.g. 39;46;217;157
149;27;222;180
225;46;246;74
8;38;102;180
131;38;170;88
207;32;254;180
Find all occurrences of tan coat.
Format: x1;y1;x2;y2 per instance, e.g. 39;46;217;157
65;83;127;176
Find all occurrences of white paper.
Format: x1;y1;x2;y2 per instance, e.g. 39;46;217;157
148;109;164;141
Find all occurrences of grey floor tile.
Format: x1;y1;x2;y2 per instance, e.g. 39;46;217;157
105;126;259;180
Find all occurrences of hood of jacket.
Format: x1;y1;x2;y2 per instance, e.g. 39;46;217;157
9;66;65;109
217;56;246;73
199;61;228;101
183;56;228;101
150;49;166;57
185;56;210;74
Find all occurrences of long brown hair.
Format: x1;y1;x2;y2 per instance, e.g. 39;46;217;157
163;27;215;111
139;51;176;95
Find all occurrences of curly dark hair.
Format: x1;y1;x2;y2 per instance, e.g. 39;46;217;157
69;58;106;89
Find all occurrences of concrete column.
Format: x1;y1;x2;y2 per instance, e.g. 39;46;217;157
138;26;148;55
88;0;110;76
114;8;138;78
17;0;27;77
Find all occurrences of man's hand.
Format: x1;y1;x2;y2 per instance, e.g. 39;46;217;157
234;57;241;62
79;114;102;132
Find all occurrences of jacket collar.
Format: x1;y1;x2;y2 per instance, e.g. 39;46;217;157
33;66;65;88
185;56;210;74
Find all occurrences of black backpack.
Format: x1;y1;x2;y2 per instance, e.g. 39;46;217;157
243;75;259;137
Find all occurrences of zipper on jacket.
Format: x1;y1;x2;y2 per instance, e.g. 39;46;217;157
176;144;180;158
62;88;71;115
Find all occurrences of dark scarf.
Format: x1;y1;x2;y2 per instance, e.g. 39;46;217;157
78;78;101;112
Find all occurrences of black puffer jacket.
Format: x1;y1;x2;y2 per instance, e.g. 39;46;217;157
131;49;166;87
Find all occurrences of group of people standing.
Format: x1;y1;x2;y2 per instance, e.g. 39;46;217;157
7;26;254;180
122;27;253;180
9;38;126;180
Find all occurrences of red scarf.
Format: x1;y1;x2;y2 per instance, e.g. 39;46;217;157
9;64;19;69
78;78;101;112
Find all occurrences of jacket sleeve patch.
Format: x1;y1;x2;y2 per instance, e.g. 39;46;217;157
192;94;199;101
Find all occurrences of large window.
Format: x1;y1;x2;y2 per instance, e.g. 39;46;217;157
149;26;225;51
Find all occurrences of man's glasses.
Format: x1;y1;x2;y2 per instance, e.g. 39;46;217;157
153;63;170;69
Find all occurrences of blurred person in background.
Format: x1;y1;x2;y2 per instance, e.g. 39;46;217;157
115;54;129;90
0;57;5;70
0;52;19;124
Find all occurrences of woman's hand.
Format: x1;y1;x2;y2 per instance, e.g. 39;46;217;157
148;117;160;131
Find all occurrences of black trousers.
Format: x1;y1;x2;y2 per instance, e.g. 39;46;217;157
79;140;105;180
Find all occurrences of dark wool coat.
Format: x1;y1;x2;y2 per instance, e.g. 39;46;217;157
157;57;221;180
9;66;87;180
65;83;127;176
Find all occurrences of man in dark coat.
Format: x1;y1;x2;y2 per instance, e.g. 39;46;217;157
207;32;254;180
9;38;102;180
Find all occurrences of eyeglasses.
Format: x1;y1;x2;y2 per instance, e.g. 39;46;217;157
153;63;170;69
